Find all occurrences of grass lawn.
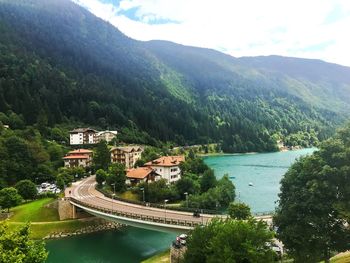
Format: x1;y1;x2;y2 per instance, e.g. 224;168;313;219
4;198;103;239
8;219;101;239
330;251;350;263
9;198;59;222
141;249;170;263
167;202;181;207
117;190;140;202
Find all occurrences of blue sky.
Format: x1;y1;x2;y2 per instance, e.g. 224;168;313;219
73;0;350;66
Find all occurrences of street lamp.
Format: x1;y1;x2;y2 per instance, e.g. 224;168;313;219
111;183;116;213
111;193;116;212
111;183;116;195
140;187;145;203
184;192;188;208
164;199;169;222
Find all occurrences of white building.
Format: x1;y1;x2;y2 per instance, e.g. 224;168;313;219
97;130;118;143
69;128;97;145
144;156;185;184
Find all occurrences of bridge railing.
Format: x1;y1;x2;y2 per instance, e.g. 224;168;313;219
96;187;220;215
69;197;203;228
252;211;275;217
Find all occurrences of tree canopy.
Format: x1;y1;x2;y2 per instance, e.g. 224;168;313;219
228;202;251;220
15;180;38;200
93;140;110;170
183;218;275;263
106;163;126;192
0;223;48;263
0;187;22;212
274;123;350;262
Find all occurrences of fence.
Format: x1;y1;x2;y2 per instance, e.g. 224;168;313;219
69;197;203;228
96;187;221;215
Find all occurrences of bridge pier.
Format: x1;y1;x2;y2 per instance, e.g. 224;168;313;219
72;204;77;219
58;198;90;220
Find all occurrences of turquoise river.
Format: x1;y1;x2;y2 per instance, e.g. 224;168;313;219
46;148;315;263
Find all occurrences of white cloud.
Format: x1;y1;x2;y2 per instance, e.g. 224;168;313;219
72;0;350;67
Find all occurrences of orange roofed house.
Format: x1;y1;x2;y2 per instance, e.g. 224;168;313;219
63;149;93;168
144;156;185;184
126;167;160;186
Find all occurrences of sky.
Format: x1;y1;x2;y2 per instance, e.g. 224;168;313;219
72;0;350;67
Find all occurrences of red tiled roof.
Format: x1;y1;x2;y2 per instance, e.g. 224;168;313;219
70;128;97;133
144;156;185;167
68;149;93;154
110;146;142;153
126;167;154;179
63;155;89;159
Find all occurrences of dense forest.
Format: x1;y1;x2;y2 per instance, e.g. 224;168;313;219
0;112;66;189
0;0;349;153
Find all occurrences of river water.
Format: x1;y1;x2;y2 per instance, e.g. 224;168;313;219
203;148;316;213
46;227;175;263
46;148;315;263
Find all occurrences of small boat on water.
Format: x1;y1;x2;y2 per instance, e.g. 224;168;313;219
249;182;253;186
229;176;235;179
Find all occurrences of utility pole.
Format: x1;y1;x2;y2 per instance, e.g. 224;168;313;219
184;192;188;208
164;199;169;222
140;187;145;203
111;183;116;212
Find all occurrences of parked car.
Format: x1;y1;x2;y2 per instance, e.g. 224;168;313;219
178;234;188;246
179;234;188;240
193;210;200;217
37;182;61;194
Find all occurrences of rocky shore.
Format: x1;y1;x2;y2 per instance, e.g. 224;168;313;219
43;219;123;240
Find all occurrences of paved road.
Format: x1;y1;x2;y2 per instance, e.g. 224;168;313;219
66;176;221;224
66;176;272;225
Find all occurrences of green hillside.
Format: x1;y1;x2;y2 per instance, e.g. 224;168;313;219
0;0;349;152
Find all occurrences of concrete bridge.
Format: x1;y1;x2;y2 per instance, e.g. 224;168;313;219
65;176;272;233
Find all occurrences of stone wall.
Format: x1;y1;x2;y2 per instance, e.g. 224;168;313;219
43;218;122;239
58;199;75;220
170;246;186;263
58;198;95;220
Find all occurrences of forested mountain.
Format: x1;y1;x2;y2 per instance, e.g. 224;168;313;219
0;0;349;152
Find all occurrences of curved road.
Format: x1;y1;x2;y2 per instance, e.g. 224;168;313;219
66;176;219;225
66;176;272;228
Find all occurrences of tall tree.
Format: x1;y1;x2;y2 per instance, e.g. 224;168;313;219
274;123;350;262
107;163;126;192
0;187;22;212
0;223;48;263
183;218;275;263
15;180;38;200
95;169;107;187
200;169;216;193
94;140;111;170
228;202;251;220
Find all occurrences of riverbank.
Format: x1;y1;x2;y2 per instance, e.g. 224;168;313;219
141;249;170;263
3;198;123;239
200;147;312;158
199;152;257;157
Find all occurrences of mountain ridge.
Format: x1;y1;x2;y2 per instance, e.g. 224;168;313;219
0;0;349;152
